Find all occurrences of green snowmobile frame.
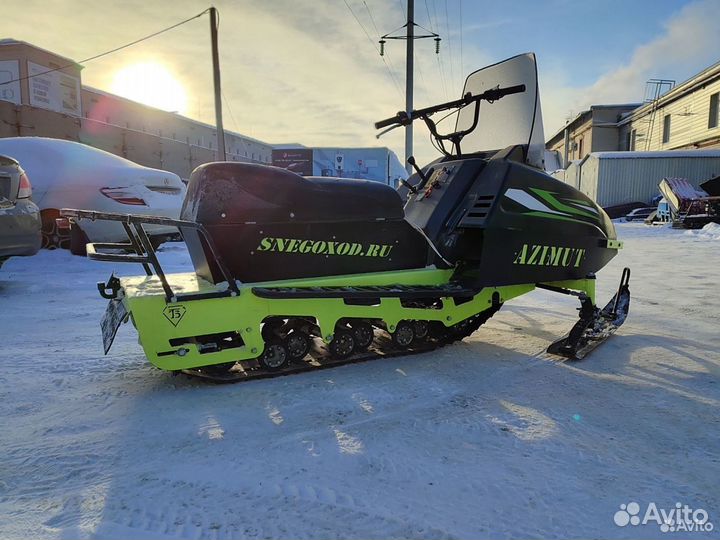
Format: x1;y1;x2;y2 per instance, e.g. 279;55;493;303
61;209;616;375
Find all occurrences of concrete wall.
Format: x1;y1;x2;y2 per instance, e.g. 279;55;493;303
590;108;624;152
0;102;81;140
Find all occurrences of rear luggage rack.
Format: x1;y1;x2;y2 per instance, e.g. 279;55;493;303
60;209;239;302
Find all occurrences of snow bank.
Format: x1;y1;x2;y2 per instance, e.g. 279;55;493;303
686;221;720;240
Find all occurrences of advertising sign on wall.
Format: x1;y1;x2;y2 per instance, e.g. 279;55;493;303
272;148;313;176
0;60;21;105
27;61;81;116
313;148;393;183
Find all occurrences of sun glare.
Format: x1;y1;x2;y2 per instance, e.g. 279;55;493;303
110;62;188;114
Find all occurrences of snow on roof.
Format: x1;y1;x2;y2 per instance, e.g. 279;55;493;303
0;38;80;68
591;150;720;159
271;143;309;149
590;103;642;110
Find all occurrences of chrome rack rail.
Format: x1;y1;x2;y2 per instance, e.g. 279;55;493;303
60;209;239;302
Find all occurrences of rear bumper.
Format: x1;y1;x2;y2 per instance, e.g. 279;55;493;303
0;200;41;258
72;216;180;243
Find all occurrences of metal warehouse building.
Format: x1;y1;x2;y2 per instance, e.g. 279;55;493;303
564;151;720;207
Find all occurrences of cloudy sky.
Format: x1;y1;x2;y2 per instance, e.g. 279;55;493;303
4;0;720;164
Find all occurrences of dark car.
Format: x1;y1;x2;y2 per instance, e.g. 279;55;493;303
0;155;41;269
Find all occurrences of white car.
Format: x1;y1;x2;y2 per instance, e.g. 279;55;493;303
0;137;186;253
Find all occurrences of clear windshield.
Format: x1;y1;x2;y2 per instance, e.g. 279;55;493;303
455;53;545;168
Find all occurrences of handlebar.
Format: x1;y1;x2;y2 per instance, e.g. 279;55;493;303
374;84;526;130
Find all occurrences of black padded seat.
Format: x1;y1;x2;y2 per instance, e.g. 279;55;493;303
182;162;404;224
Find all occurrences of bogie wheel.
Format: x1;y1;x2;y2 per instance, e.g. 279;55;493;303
349;321;374;350
258;340;289;371
392;321;415;348
285;330;311;362
413;320;429;341
261;319;284;342
329;329;355;359
40;209;70;250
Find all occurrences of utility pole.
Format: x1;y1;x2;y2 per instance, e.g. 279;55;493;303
405;0;414;175
209;6;226;161
380;0;440;174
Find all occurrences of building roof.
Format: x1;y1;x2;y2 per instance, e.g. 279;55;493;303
271;143;309;149
0;38;81;68
619;59;720;125
546;103;641;145
590;150;720;159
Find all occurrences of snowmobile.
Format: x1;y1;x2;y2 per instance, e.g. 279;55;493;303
62;53;630;382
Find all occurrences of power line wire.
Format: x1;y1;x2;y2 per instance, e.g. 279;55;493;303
342;0;404;99
363;1;406;100
459;0;464;85
1;9;210;87
444;0;455;92
222;91;240;133
363;0;381;36
426;0;448;99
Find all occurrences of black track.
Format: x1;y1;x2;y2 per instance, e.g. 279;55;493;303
181;306;502;383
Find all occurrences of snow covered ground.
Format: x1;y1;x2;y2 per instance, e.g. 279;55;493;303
1;222;718;539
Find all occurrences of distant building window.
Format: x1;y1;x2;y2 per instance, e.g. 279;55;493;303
630;129;637;151
662;114;671;143
578;138;584;158
709;93;719;129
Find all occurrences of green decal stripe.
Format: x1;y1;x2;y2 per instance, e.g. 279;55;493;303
525;211;591;226
530;188;596;219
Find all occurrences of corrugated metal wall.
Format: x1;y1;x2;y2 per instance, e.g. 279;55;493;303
580;153;720;207
565;160;581;189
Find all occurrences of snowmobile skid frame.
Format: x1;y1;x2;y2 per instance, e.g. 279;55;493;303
62;209;629;383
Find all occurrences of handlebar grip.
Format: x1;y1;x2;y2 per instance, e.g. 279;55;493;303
501;84;526;96
375;115;401;129
483;84;526;101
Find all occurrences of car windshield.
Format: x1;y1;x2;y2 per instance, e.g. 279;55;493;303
455;53;544;168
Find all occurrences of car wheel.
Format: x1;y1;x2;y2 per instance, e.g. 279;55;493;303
40;209;70;250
